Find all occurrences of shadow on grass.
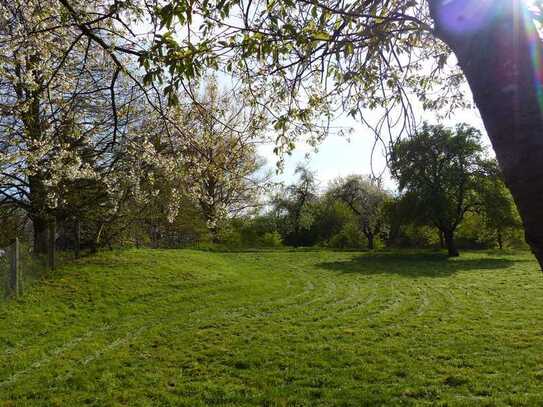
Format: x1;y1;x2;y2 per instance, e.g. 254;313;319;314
316;252;522;278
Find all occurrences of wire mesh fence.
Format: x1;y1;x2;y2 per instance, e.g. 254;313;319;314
0;243;12;299
1;239;21;300
1;224;78;301
1;218;202;302
0;239;52;300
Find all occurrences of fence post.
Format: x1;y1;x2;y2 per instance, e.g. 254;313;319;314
6;238;20;299
48;221;56;271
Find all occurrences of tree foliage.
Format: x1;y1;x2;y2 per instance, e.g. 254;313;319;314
0;0;157;252
328;175;390;249
475;160;523;249
158;79;271;239
272;165;319;247
390;123;486;256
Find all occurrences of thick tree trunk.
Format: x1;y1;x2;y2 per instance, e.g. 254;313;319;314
210;225;221;244
443;230;459;257
32;216;49;255
497;229;504;250
430;0;543;269
28;175;49;255
439;231;445;249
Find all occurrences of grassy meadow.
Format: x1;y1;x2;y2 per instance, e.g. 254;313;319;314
1;249;543;406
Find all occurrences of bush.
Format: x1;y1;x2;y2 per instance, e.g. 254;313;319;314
216;226;243;249
258;231;283;248
328;223;365;249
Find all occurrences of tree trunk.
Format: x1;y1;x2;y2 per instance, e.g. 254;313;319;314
365;232;374;250
32;216;49;255
28;175;49;255
210;225;221;244
362;223;375;250
429;0;543;268
439;230;445;249
91;223;104;254
497;229;504;250
443;230;459;257
151;224;160;248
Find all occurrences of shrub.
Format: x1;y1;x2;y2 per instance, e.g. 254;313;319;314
259;232;283;248
328;223;365;249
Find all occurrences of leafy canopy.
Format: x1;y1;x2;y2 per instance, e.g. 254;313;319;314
146;0;466;149
389;123;485;233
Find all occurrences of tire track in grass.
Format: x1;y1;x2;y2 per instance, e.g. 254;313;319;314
50;273;326;385
218;278;320;321
0;250;266;359
0;273;236;359
326;280;377;315
0;280;231;370
0;330;98;389
415;283;430;317
0;271;289;385
273;274;399;334
43;265;334;383
269;274;364;324
292;278;380;327
213;264;351;324
1;252;300;358
391;279;463;331
218;261;336;319
0;261;318;388
359;281;422;332
355;280;403;324
352;279;445;333
0;289;229;388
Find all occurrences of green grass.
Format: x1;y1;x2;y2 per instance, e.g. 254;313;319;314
1;249;543;406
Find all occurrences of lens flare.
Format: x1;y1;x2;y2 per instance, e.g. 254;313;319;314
436;0;496;34
523;5;543;115
437;1;543;114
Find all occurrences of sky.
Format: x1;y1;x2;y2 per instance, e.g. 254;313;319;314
258;95;488;194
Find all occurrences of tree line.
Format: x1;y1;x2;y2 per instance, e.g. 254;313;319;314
0;0;538;265
218;123;523;256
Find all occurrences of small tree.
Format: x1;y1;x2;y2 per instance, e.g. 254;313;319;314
328;175;389;250
390;123;485;257
272;165;319;247
311;197;355;246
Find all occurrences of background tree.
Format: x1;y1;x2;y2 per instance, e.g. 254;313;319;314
272;165;319;247
328;175;390;250
311;196;356;247
390;123;485;257
477;161;523;250
161;80;271;241
383;193;438;248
